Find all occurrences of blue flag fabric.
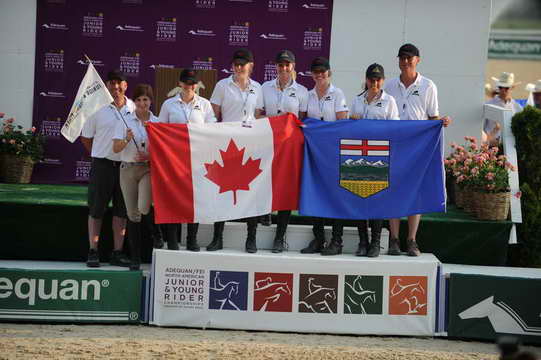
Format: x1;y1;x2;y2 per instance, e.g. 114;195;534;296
299;118;446;219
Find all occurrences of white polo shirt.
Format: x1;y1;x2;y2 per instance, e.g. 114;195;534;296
82;97;135;161
306;84;349;122
261;78;309;117
112;112;157;163
384;73;439;120
158;94;216;124
350;90;400;120
210;76;263;123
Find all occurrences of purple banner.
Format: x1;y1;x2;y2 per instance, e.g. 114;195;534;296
33;0;333;184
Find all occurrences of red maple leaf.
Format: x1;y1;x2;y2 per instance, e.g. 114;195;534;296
204;139;263;205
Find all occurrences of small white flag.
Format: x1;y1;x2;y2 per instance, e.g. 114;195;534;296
61;61;113;143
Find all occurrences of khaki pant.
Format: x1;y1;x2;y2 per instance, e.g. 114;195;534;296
119;162;152;223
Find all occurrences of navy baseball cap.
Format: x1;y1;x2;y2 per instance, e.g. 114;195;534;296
275;50;295;63
310;57;330;72
180;68;198;84
232;48;254;64
398;43;420;57
366;63;385;79
107;70;127;82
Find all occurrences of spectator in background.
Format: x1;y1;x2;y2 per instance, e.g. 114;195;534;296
525;80;541;110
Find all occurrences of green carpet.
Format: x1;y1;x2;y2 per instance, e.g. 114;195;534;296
0;183;512;265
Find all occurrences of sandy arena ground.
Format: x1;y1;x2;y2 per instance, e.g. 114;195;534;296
0;324;540;360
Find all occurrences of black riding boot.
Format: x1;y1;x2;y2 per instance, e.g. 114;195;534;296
163;223;180;250
321;220;343;256
301;217;326;253
207;221;224;251
367;220;382;257
245;217;258;253
186;223;200;252
127;220;141;271
143;207;163;249
355;220;369;256
272;210;291;253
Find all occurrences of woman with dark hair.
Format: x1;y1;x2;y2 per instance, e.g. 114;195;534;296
207;48;264;253
349;63;399;258
112;83;157;270
261;49;308;252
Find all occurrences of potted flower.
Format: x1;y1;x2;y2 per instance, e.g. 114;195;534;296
0;116;45;183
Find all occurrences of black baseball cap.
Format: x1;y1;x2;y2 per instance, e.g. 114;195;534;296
366;63;385;79
275;50;295;63
310;57;330;72
398;43;420;57
180;68;198;84
107;70;127;82
232;48;254;64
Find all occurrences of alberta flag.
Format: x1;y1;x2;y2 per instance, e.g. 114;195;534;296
147;114;304;224
300;118;445;219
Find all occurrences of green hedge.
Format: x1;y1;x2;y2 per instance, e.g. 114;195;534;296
510;105;541;267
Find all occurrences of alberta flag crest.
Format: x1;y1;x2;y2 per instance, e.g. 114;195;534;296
339;139;390;198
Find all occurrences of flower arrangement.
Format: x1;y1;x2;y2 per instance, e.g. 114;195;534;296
0;116;44;162
445;136;515;194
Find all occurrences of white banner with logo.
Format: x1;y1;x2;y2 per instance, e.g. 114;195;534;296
150;249;439;336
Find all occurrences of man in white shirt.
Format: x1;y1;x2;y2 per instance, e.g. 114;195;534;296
483;72;523;145
384;43;451;257
81;70;135;268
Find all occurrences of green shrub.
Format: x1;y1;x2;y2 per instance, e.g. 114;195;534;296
510;105;541;267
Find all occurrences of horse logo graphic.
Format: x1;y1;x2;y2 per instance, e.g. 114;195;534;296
389;276;428;315
208;271;248;311
459;296;541;336
253;273;293;312
339;139;390;198
344;275;383;314
299;274;338;313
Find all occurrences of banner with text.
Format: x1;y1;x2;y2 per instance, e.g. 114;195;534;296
151;250;439;335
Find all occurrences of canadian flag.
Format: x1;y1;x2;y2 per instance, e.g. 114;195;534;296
147;113;304;224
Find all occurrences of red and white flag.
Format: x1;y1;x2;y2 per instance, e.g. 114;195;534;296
147;113;304;224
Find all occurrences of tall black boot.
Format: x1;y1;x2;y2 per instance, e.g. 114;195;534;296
127;220;141;271
321;220;343;256
355;220;369;256
301;217;326;253
143;207;163;249
272;210;291;253
186;223;200;252
207;222;224;251
367;220;382;257
163;223;180;250
245;217;258;253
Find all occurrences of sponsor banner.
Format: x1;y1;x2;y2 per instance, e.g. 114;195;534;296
151;250;439;335
33;0;333;183
448;273;541;345
0;269;141;323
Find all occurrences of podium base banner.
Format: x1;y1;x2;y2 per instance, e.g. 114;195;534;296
151;249;439;336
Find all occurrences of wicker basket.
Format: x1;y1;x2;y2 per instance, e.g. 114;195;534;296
471;191;484;218
462;189;475;214
1;154;34;183
477;192;510;221
454;183;464;209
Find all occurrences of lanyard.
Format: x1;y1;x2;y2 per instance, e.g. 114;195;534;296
180;100;193;123
363;90;382;119
398;80;417;112
132;116;148;151
276;78;292;114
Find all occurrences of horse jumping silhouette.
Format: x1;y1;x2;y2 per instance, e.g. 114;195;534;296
254;277;292;311
299;277;337;313
344;275;377;314
209;271;241;310
459;296;541;335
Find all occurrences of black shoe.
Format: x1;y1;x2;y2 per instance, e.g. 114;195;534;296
245;237;257;253
186;239;200;252
86;248;100;268
259;214;272;226
367;240;381;257
321;240;342;256
152;234;164;249
129;262;141;271
300;238;325;254
272;237;285;253
110;250;131;267
388;237;401;255
206;237;223;251
406;239;421;257
355;241;369;256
